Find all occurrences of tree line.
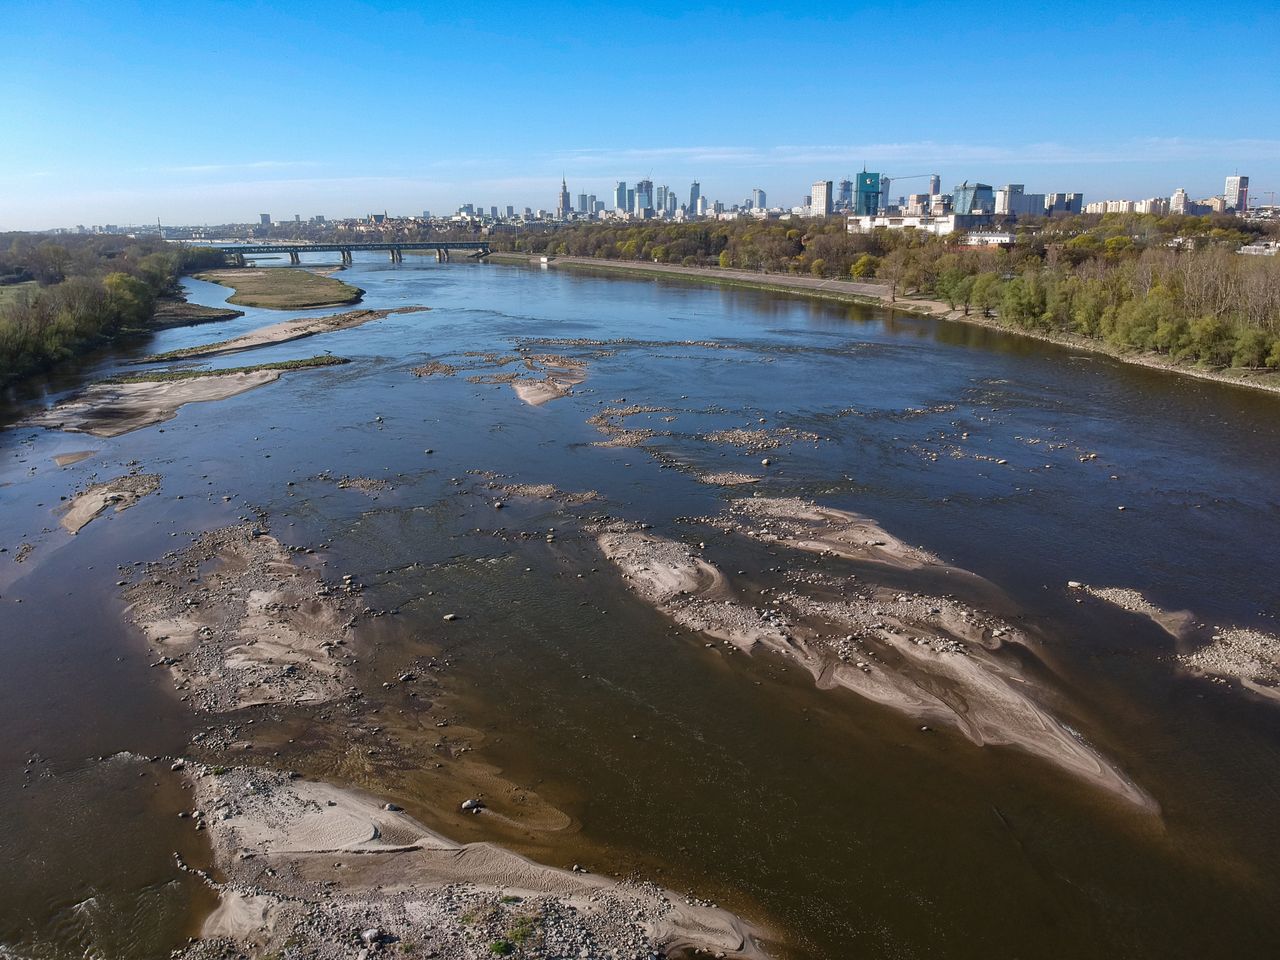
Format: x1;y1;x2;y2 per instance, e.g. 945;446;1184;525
492;213;1280;369
0;234;226;387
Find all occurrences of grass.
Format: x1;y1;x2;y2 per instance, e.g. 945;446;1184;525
104;355;349;384
194;267;363;309
0;281;37;309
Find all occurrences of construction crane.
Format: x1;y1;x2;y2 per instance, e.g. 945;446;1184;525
884;173;940;193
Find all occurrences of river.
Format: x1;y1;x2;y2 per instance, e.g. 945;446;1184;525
1;255;1278;959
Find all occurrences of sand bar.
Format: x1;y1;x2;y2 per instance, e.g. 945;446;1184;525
60;472;160;534
145;306;428;362
180;765;767;960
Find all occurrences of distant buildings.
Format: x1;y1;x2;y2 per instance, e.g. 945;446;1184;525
615;181;628;213
634;179;654;216
689;181;701;213
752;188;767;210
259;213;271;225
557;178;571;218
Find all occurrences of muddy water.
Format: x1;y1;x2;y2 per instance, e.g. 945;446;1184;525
2;256;1279;959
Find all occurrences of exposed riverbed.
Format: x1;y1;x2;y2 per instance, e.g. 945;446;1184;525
2;258;1279;960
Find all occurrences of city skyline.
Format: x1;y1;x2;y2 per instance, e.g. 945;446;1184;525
2;0;1278;229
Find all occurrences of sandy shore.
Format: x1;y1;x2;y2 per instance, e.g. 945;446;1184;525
60;472;160;534
145;306;429;362
124;523;358;712
21;370;284;437
596;505;1154;810
178;765;766;960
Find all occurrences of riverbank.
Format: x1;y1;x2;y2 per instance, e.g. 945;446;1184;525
193;268;364;309
493;254;1280;397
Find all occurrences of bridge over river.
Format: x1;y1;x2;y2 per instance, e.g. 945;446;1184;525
222;241;490;265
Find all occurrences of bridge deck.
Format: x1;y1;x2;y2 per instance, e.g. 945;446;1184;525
226;241;489;254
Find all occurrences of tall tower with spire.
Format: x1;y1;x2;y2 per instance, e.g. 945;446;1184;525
557;176;571;219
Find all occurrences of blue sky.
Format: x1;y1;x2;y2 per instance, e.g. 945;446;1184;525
1;0;1277;228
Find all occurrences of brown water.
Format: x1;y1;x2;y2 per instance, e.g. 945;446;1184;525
1;258;1279;959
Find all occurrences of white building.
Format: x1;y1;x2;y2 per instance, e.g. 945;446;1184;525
1225;175;1249;213
812;180;833;217
995;184;1047;219
846;213;993;236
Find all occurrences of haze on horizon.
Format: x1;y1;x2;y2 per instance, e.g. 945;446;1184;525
2;0;1277;230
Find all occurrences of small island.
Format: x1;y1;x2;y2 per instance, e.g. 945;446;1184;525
194;267;364;309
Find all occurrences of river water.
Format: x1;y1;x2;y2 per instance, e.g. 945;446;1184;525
1;256;1279;959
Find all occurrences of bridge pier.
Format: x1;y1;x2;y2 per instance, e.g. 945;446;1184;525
340;249;352;264
288;250;301;265
388;248;403;263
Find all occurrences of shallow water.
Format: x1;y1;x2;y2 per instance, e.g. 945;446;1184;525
1;256;1278;959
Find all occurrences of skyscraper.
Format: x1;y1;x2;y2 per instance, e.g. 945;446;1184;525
1225;175;1249;213
557;177;571;218
689;181;701;213
614;181;628;212
259;213;271;225
634;179;654;215
812;180;833;217
577;193;589;215
752;188;767;210
928;174;941;196
837;179;853;209
1170;188;1190;215
656;184;669;214
855;172;879;216
627;188;635;213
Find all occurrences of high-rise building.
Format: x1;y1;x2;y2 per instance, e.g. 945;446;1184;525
627;188;636;212
656;184;669;214
689;181;701;213
634;180;653;214
855;172;880;216
614;181;628;212
1225;175;1249;213
696;196;708;216
577;193;589;215
752;188;767;210
928;174;941;196
490;206;499;219
588;195;597;216
995;184;1047;219
505;205;515;218
952;182;995;215
1170;188;1190;215
879;177;891;213
812;180;833;217
837;179;853;209
557;178;572;218
259;213;271;225
665;191;677;217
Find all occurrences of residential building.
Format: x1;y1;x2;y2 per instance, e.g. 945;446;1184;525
752;188;767;210
1170;188;1190;215
1045;192;1084;217
259;213;271;225
812;180;833;216
995;184;1046;219
1225;175;1249;213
